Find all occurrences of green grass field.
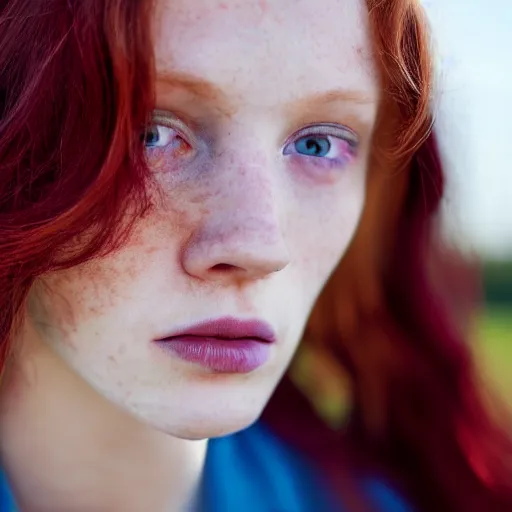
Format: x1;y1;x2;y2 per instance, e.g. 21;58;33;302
476;306;512;399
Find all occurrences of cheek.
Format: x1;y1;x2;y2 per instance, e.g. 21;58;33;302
29;222;177;337
30;260;134;341
29;179;207;333
292;174;366;283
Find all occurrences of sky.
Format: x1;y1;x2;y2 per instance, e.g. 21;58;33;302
422;0;512;259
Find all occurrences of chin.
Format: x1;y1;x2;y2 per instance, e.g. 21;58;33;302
118;371;281;441
139;403;266;441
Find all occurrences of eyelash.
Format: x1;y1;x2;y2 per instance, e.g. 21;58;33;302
143;113;359;171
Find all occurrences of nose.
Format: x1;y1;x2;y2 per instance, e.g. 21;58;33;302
181;173;290;284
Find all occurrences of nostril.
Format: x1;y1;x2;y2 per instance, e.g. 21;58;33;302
211;263;240;273
209;261;286;276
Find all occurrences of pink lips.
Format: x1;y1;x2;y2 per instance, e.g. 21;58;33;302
154;317;276;373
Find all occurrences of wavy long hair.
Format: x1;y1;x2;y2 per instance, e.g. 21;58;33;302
0;1;511;511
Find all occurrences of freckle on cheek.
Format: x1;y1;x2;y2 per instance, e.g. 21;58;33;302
188;190;210;205
144;245;159;256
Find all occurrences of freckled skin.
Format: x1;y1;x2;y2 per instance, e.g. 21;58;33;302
24;0;379;440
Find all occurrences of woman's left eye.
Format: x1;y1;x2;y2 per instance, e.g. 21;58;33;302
283;124;358;167
293;136;332;158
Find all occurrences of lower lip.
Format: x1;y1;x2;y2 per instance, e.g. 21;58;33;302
155;336;271;373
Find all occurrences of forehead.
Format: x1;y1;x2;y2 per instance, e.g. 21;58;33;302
152;0;379;107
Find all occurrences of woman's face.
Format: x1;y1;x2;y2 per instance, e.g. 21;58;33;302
27;0;379;439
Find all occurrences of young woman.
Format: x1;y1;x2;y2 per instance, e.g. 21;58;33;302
1;0;511;510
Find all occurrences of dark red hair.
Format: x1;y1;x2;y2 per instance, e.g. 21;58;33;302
0;1;511;511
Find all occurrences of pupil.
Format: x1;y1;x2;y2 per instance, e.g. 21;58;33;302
306;140;319;153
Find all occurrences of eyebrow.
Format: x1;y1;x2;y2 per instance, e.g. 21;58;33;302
156;71;224;101
292;89;377;108
156;70;377;108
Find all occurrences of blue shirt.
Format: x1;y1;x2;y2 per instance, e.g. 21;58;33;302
0;422;411;511
200;422;411;511
0;467;15;512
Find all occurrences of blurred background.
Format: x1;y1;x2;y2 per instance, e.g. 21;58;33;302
425;0;511;398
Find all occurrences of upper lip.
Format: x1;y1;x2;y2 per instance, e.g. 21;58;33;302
156;316;276;343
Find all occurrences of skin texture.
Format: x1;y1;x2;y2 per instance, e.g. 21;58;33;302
0;0;379;510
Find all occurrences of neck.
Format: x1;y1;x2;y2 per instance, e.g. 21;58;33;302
0;328;207;512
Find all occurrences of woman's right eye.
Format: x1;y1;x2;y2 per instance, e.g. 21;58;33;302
143;125;173;148
143;124;192;157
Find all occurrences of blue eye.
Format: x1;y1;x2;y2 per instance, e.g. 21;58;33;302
142;125;178;149
294;136;331;158
283;123;358;168
143;111;195;161
143;126;163;147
